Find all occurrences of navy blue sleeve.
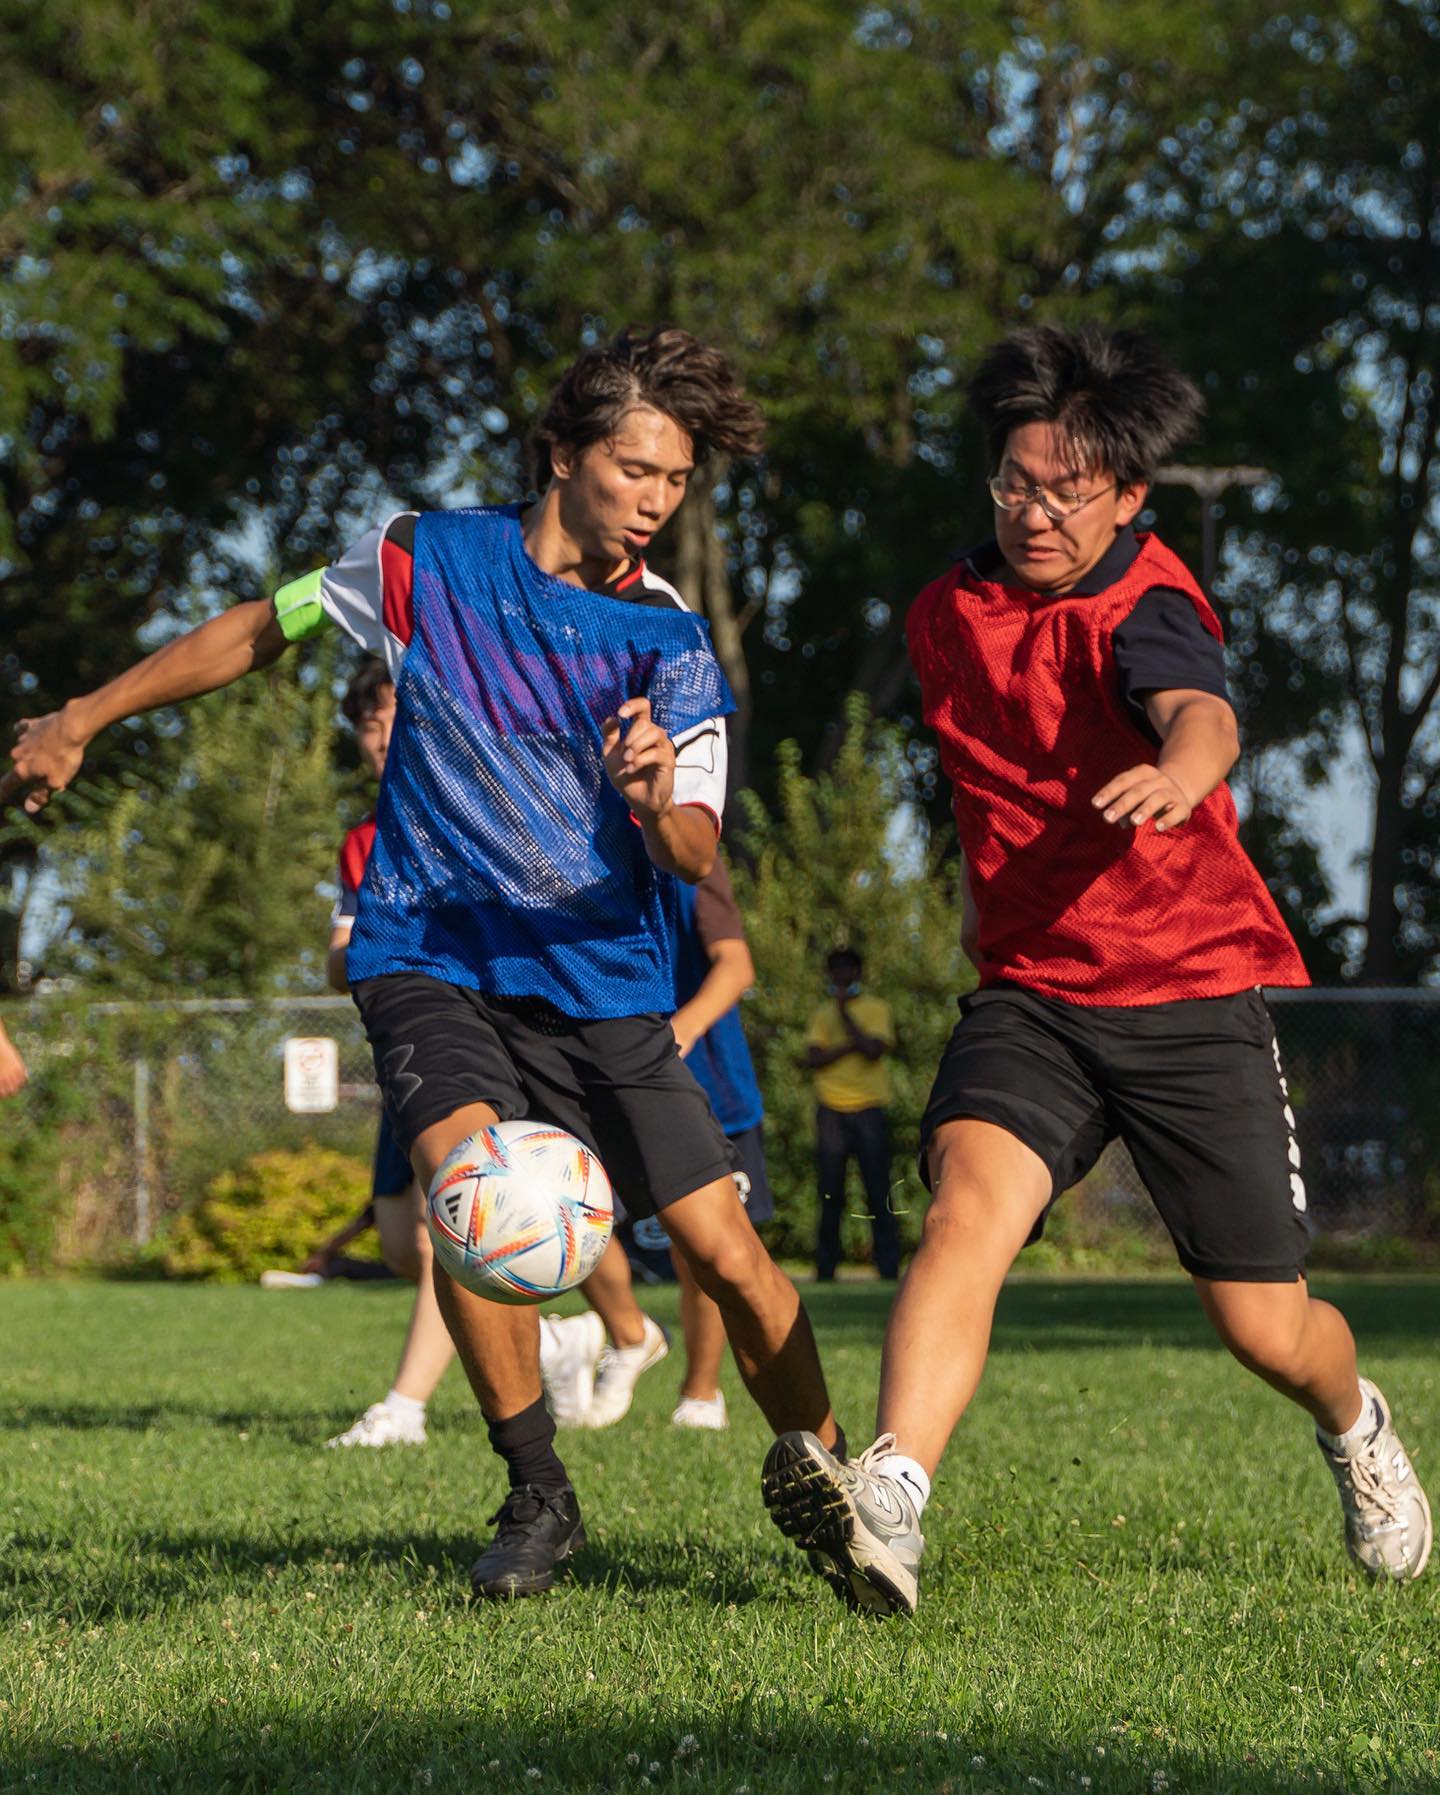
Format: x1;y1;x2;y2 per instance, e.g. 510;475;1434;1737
1113;589;1231;738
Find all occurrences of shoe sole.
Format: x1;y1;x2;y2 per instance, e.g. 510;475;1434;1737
761;1434;917;1618
470;1521;588;1600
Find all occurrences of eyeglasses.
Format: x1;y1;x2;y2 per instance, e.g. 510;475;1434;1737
987;473;1118;523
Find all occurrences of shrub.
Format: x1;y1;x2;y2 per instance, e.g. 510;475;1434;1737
160;1145;379;1282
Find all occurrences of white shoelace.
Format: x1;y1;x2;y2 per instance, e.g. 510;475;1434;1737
1342;1447;1405;1527
853;1431;897;1469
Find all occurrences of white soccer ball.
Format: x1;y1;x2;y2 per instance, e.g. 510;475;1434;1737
426;1121;614;1306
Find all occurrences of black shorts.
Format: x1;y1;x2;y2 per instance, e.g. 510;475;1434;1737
351;974;737;1220
919;984;1310;1282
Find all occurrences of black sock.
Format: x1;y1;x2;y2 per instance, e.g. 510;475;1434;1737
486;1397;569;1494
831;1423;849;1462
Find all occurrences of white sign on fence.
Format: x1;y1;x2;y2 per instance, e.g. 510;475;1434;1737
283;1036;339;1113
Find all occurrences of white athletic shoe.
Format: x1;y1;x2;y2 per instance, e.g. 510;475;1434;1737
539;1311;606;1426
260;1270;325;1289
582;1316;670;1428
323;1401;427;1449
762;1430;925;1617
1319;1379;1431;1582
671;1392;728;1431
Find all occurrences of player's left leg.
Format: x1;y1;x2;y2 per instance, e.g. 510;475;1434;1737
669;1124;778;1429
851;1106;900;1279
488;1001;841;1450
1115;990;1430;1583
1192;1276;1360;1429
1194;1277;1430;1580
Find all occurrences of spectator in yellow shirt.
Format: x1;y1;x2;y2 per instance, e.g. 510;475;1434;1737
804;949;899;1281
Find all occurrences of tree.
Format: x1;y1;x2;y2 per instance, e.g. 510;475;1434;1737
1138;0;1440;980
14;642;351;994
9;0;1438;990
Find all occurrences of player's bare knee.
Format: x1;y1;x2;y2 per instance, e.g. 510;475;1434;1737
919;1175;1007;1246
1212;1307;1309;1382
684;1227;767;1304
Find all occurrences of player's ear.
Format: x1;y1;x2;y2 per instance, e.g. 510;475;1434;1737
1116;480;1148;526
550;442;576;483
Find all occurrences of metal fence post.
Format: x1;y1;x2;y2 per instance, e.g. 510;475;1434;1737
133;1056;152;1246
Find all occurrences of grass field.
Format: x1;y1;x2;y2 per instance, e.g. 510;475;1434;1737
1;1276;1437;1794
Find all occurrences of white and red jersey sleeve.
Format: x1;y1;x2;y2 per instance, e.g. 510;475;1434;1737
316;512;419;677
628;564;728;832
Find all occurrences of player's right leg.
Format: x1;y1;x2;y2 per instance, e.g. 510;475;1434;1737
352;974;585;1599
764;987;1106;1615
763;1119;1049;1615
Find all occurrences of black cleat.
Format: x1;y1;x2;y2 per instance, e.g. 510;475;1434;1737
469;1483;586;1599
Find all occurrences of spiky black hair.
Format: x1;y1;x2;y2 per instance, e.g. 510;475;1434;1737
968;325;1204;486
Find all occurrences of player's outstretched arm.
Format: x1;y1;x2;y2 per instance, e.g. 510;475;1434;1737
1092;689;1239;834
601;697;717;883
2;599;289;815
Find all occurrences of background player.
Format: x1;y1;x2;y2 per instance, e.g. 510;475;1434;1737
323;658;669;1444
318;658;456;1447
763;324;1430;1615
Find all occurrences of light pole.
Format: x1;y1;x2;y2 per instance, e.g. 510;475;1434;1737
1154;464;1269;594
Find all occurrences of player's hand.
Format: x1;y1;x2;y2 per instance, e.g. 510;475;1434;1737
1092;765;1195;832
1;707;90;816
601;698;676;821
0;1035;28;1099
671;1020;696;1060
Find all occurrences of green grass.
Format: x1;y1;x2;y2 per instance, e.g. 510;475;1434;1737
1;1277;1437;1794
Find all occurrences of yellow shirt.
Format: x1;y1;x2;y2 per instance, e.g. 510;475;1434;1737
806;994;894;1112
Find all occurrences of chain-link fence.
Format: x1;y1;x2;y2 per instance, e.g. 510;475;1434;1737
1038;991;1440;1259
1;989;1437;1269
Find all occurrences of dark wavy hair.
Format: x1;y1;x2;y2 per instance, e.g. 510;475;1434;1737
341;656;394;727
969;325;1204;486
529;326;766;487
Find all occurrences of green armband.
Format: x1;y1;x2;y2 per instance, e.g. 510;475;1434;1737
273;567;328;642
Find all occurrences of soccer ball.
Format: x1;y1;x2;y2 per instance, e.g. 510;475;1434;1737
425;1121;614;1305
